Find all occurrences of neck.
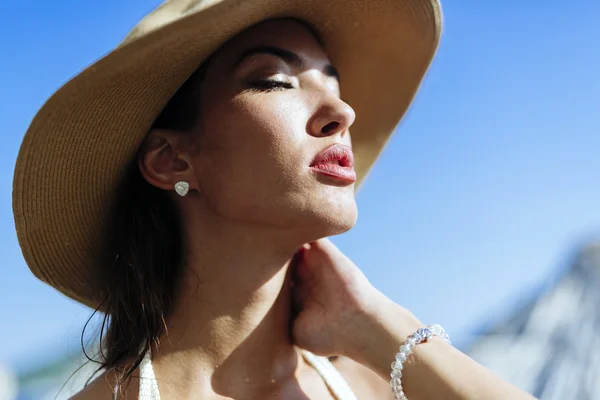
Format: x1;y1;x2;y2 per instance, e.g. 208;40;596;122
150;206;310;398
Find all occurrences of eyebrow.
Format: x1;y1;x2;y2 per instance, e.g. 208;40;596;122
231;45;340;81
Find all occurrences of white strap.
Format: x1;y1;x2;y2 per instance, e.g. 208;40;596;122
138;351;161;399
300;350;359;400
131;350;357;400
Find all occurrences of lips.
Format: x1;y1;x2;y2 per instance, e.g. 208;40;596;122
310;143;356;183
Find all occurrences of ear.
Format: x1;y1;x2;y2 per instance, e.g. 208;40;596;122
138;129;198;193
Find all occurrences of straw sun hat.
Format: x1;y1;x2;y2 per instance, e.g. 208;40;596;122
13;0;442;309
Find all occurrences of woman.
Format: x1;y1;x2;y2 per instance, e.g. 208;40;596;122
13;1;537;399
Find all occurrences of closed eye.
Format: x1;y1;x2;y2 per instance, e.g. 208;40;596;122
247;79;294;92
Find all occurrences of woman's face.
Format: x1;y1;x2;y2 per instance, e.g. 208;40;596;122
188;19;357;237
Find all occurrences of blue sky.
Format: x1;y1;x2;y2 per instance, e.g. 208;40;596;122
1;0;599;372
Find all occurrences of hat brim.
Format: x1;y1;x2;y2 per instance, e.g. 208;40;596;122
13;0;442;309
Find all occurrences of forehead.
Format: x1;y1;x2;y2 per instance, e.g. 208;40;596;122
212;18;330;66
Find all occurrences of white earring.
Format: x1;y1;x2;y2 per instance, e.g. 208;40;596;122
174;181;190;197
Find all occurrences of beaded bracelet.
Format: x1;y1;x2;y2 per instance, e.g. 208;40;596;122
390;324;451;400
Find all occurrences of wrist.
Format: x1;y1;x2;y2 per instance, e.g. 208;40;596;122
340;291;423;370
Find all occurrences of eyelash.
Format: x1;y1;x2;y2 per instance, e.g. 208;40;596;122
248;79;294;92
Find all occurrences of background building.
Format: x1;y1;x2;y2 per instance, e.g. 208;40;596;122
467;242;600;399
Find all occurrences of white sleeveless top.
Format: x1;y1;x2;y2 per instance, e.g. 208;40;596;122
118;350;358;400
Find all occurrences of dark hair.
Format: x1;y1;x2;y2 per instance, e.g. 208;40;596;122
81;64;208;393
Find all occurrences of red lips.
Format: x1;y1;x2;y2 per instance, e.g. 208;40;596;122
310;144;356;183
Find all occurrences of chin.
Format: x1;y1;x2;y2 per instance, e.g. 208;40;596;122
305;192;358;237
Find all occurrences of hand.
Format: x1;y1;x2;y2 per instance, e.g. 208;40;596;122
291;238;412;359
291;241;538;400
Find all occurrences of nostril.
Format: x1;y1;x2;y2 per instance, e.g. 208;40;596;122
321;121;340;136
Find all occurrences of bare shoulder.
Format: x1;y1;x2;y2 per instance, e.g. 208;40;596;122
331;356;394;399
68;370;113;399
68;369;138;400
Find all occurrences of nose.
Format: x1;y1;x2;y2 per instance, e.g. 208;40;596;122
308;94;356;138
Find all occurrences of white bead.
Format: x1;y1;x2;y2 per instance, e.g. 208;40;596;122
396;352;407;363
392;386;405;400
400;344;412;354
429;324;443;336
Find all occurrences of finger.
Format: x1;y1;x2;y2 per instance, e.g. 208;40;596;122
292;280;311;314
293;255;313;284
305;238;353;276
309;238;343;260
292;284;304;312
310;238;335;251
302;242;336;275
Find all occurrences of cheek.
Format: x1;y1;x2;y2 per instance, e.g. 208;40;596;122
196;95;311;214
